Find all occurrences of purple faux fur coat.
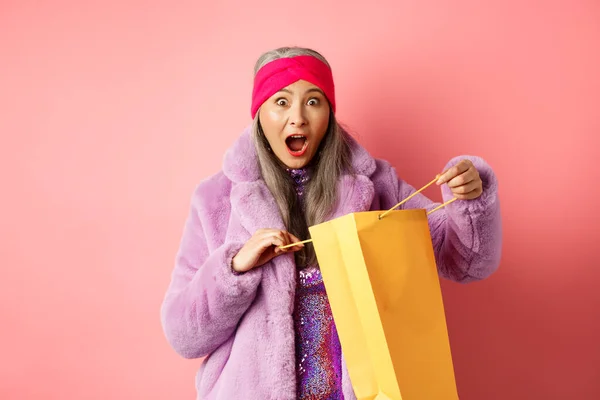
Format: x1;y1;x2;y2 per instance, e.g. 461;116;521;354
161;127;502;400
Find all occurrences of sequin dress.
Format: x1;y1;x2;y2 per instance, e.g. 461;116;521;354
287;168;344;400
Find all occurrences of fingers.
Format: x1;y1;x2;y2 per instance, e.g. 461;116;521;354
282;231;292;247
288;232;302;243
287;232;305;251
448;179;478;193
255;229;305;254
436;160;472;185
452;186;482;200
436;159;483;200
261;230;285;253
277;231;292;254
276;231;305;252
261;229;284;242
451;180;482;197
253;228;305;254
447;169;477;189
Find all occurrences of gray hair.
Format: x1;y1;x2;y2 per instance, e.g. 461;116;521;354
252;46;353;268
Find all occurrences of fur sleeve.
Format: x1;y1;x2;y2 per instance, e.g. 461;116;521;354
398;155;503;283
160;186;263;358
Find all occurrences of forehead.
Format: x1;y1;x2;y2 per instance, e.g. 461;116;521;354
277;79;323;94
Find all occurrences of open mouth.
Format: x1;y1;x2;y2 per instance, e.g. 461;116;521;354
285;135;308;156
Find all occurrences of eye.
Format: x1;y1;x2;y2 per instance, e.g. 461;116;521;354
276;98;288;106
307;98;320;106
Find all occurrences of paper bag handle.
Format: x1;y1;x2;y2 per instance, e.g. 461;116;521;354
279;174;457;250
378;174;457;220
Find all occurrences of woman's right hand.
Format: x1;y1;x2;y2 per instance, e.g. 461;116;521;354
232;229;304;273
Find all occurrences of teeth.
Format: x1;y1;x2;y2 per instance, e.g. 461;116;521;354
290;135;305;139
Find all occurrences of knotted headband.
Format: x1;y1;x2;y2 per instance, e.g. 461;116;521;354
250;55;336;119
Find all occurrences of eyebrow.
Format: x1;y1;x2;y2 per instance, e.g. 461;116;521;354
276;88;325;96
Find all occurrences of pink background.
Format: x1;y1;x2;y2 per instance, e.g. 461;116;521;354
1;1;599;399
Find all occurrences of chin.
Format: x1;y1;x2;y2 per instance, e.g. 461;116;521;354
283;158;309;169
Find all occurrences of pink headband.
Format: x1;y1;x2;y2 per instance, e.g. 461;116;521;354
251;55;336;119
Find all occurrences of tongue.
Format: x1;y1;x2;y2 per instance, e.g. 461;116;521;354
287;138;305;152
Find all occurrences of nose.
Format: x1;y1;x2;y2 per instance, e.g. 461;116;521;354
288;102;307;127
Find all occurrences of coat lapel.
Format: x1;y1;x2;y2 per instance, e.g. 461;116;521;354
224;127;297;313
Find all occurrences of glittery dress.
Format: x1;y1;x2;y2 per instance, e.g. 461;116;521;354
287;168;344;400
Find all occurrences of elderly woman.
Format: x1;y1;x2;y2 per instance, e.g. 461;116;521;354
161;46;502;400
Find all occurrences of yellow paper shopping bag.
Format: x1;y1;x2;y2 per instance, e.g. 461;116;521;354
308;208;459;400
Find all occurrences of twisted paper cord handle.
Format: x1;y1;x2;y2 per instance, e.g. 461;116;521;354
279;174;457;250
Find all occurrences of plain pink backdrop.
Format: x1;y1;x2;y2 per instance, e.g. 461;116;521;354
1;1;599;399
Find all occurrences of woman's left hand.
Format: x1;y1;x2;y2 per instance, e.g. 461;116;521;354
436;159;483;200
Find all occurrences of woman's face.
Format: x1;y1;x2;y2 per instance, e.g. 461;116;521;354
258;79;330;169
